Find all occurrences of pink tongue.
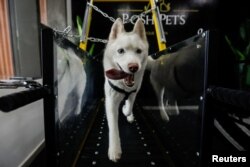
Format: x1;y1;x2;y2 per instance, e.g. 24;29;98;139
105;69;129;80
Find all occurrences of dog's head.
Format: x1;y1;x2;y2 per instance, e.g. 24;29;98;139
104;18;149;87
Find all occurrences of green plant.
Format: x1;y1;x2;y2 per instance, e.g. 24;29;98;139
76;15;83;37
225;19;250;89
76;15;95;57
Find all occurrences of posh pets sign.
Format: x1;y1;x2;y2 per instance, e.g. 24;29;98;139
89;0;217;53
120;0;186;26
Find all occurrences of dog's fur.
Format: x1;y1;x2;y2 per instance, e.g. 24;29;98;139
103;18;148;162
57;46;86;122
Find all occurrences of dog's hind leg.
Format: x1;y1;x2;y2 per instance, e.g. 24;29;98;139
75;79;84;115
174;101;179;115
150;78;170;121
75;67;86;115
122;94;136;123
58;91;67;121
105;95;122;162
158;87;170;121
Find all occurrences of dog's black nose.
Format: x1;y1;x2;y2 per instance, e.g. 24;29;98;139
128;63;139;73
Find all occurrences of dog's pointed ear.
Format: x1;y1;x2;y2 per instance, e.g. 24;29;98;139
109;18;124;40
133;19;147;41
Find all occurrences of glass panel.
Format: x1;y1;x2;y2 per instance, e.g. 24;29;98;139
138;32;206;167
53;33;104;167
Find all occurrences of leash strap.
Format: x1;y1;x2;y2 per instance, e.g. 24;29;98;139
108;80;137;115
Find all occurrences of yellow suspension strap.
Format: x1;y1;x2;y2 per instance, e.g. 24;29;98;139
150;0;166;51
79;0;94;51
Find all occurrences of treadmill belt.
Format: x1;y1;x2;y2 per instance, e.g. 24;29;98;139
75;102;173;167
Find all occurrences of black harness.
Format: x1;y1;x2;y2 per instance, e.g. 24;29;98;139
108;80;137;115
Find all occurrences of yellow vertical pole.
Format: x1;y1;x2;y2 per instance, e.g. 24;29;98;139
150;0;166;51
79;0;94;51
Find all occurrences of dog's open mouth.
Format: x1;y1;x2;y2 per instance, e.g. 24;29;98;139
106;69;135;87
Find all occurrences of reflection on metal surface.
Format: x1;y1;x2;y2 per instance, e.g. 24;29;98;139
214;119;245;151
0;79;42;89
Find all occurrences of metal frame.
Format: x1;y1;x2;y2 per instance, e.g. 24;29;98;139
200;30;219;167
79;0;167;51
41;25;60;166
149;0;166;51
79;0;93;50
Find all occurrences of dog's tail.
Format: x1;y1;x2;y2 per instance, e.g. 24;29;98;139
146;56;155;71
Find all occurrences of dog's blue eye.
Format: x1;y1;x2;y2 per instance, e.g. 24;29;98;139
117;48;125;54
136;48;142;54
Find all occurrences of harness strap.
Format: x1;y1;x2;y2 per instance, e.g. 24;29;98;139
108;80;137;115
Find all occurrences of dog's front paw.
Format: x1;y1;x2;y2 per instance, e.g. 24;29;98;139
108;146;122;162
122;105;130;116
160;109;170;122
127;114;134;123
166;100;179;116
167;107;179;116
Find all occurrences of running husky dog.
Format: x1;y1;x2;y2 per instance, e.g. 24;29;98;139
103;18;148;162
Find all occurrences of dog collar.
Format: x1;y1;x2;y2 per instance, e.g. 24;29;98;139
108;80;137;115
108;80;136;95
